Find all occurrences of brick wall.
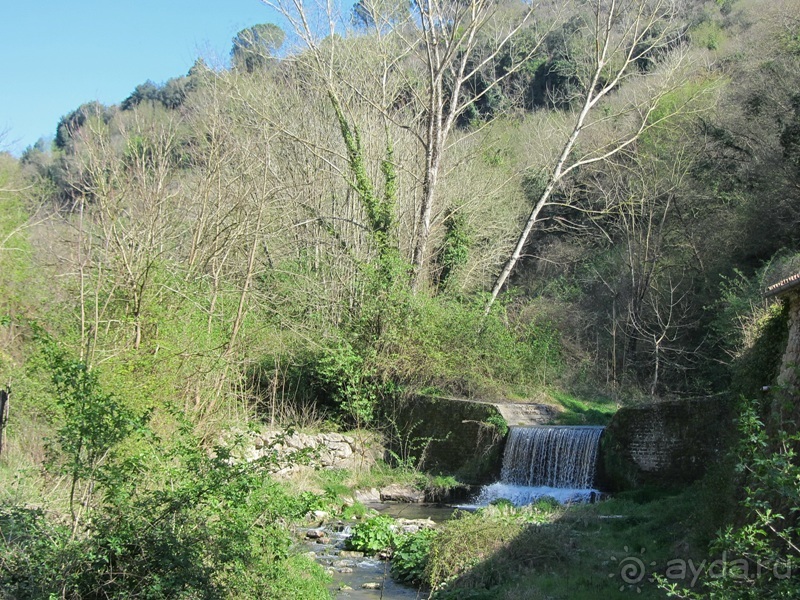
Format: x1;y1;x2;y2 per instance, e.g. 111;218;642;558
597;397;736;492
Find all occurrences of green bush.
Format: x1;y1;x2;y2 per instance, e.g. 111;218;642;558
0;346;331;600
659;400;800;599
310;341;382;428
341;501;369;520
379;294;563;398
346;515;397;554
392;528;437;585
0;427;331;600
710;265;790;395
485;413;509;437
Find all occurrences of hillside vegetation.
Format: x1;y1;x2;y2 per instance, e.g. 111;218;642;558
1;0;800;597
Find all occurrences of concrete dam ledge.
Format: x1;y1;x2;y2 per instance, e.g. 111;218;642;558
493;402;562;426
419;394;563;426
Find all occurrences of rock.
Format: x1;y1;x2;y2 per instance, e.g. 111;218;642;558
338;567;354;573
285;433;314;450
315;537;330;544
379;484;425;503
223;428;380;473
338;550;365;558
338;585;353;591
327;441;353;457
306;528;325;539
332;560;355;568
312;510;329;522
354;487;381;503
362;582;382;590
395;517;436;534
330;521;348;532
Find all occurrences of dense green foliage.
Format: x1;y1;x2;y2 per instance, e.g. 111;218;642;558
391;528;438;586
346;515;398;554
660;400;800;599
0;343;330;599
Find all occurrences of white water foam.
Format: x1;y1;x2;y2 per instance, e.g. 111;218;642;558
469;482;601;507
469;426;605;507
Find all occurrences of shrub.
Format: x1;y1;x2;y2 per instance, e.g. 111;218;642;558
0;427;331;599
392;528;437;585
659;400;800;599
341;501;369;520
0;344;331;600
310;341;382;428
346;515;397;554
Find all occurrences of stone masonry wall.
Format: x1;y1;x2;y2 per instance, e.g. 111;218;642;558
778;293;800;390
598;397;736;492
229;430;381;474
387;396;508;484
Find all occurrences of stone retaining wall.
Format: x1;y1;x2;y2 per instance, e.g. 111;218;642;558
598;396;736;492
239;430;381;473
778;293;800;390
386;396;508;484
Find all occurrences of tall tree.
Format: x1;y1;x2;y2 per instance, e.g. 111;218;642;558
485;0;698;312
402;0;547;290
263;0;550;291
231;23;286;73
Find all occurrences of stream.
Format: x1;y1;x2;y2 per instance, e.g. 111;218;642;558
301;426;604;597
299;503;455;600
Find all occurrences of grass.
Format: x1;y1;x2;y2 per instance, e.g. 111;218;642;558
285;460;468;507
424;477;733;599
549;390;617;425
426;502;569;595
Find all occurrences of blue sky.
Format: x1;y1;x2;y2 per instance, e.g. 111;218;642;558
0;0;285;155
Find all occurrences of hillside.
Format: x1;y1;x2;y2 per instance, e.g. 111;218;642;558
1;0;799;597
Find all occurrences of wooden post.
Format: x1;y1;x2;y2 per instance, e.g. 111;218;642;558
0;387;8;457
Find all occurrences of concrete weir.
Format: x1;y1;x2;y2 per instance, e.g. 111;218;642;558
494;402;561;426
389;396;561;484
396;394;738;496
474;425;604;506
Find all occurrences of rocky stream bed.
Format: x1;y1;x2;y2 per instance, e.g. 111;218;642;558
297;503;455;599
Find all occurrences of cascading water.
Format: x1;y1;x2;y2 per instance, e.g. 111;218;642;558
473;426;604;506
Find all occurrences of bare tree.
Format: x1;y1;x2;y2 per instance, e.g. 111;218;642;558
485;0;700;312
578;133;709;394
262;0;552;290
76;114;183;355
398;0;548;289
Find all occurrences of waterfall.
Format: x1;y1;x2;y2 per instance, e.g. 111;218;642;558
473;426;604;506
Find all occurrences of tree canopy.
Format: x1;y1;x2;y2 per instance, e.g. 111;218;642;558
231;23;285;72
